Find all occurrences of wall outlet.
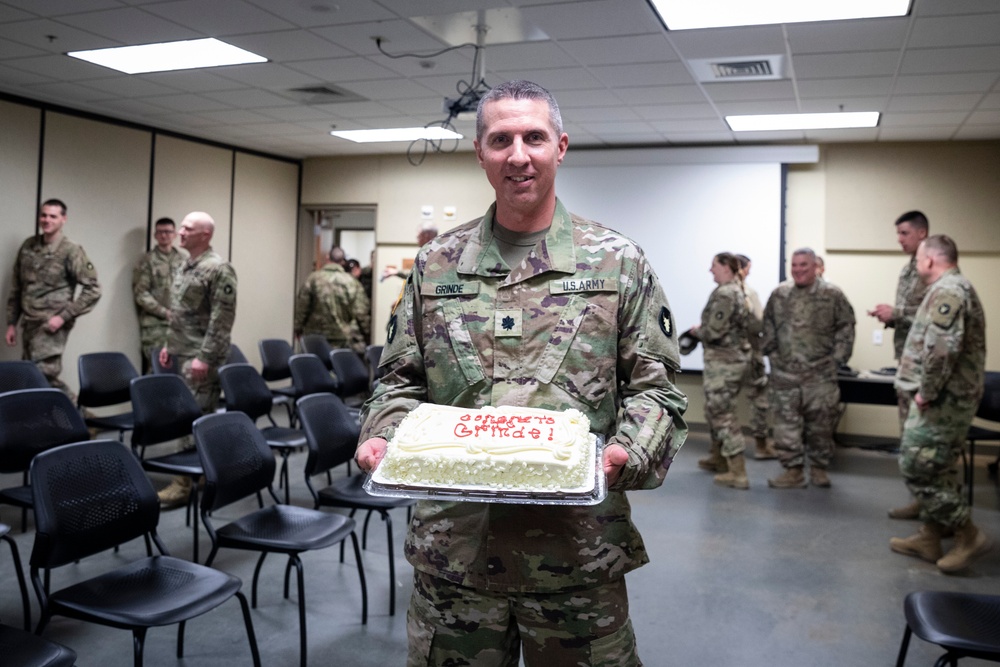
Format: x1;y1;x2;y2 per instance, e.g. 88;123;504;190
872;329;883;345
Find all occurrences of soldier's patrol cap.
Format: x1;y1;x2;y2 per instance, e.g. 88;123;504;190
678;330;699;356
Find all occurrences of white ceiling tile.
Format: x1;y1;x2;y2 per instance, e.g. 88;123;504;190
559;34;678;66
797;77;894;98
648;118;728;133
734;131;806;142
79;76;181;97
878;126;957;140
0;4;35;22
953;124;1000;139
484;41;576;71
212;63;323;89
339;77;439;102
0;18;118;52
521;0;660;40
894;72;998;94
254;104;339;122
2;0;119;14
702;80;796;102
978;92;1000;108
716;100;801;115
143;0;296;36
90;97;175;117
589;61;692;87
554;88;622;107
909;13;1000;47
916;0;1000;16
565;106;640;122
901;46;1000;74
287;56;399;82
493;66;602;91
663;132;736;143
204;88;297;108
805;127;881;142
141;93;233;112
226;30;353;62
793;51;900;79
144;70;249;93
191;107;275;124
0;39;44;57
3;53;115;80
798;97;887;112
376;49;475;79
0;62;53;86
245;0;396;27
21;80;113;101
633;103;719;120
310;19;447;57
667;25;786;60
55;7;200;44
966;109;1000;124
611;85;707;105
887;93;984;111
881;110;970;126
576;120;657;135
786;18;910;54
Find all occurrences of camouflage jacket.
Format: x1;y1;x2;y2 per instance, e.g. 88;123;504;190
762;278;855;387
698;281;752;363
294;263;370;346
132;246;187;339
6;235;101;327
895;268;985;408
360;199;688;593
166;248;237;369
888;256;929;360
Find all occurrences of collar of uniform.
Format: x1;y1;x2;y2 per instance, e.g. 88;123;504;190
457;198;576;280
322;263;346;274
185;246;216;270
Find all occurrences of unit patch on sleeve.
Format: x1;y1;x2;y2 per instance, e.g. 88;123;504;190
659;307;673;338
931;294;961;328
386;314;398;344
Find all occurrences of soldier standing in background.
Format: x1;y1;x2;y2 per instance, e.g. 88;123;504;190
868;210;930;519
737;254;776;460
762;248;855;489
889;235;989;573
294;246;370;354
157;211;237;507
5;199;101;399
355;80;687;666
132;217;187;373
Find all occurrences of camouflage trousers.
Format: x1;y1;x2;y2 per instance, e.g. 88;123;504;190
703;358;749;457
140;324;169;375
407;570;641;667
21;320;73;399
177;356;221;414
743;356;769;438
896;388;910;434
770;381;840;469
898;394;977;529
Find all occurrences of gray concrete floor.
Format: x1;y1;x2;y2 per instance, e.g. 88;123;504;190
1;425;999;666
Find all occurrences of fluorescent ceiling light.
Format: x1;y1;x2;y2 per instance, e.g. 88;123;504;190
331;127;464;143
726;112;880;132
67;38;266;74
649;0;912;30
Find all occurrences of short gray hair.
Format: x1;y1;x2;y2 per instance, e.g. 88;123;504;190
476;80;563;141
791;247;816;261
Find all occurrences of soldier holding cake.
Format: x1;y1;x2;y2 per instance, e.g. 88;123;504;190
356;80;688;667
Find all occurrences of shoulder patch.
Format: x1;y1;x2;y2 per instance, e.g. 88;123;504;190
386;314;398;344
931;294;962;328
659;306;673;338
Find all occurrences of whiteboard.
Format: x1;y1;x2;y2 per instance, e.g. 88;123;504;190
556;160;783;372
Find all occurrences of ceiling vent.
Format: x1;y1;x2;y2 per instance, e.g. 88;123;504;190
689;55;785;82
285;85;367;104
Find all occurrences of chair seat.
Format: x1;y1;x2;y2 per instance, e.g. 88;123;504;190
0;623;77;667
905;591;1000;657
85;412;135;432
318;475;415;511
216;505;357;554
0;485;32;509
967;425;1000;441
261;426;307;450
50;555;242;628
271;386;297;399
140;450;203;477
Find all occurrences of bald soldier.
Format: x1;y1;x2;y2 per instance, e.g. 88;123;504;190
157;211;237;507
6;199;101;399
890;235;989;573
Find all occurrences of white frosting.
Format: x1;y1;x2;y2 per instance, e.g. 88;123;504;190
376;404;595;492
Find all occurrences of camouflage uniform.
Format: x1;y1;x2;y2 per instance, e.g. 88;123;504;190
294;263;370;354
132;245;187;368
697;281;751;457
6;235;101;397
894;268;985;528
361;199;688;666
742;283;769;438
890;256;930;429
166;248;237;413
762;279;855;470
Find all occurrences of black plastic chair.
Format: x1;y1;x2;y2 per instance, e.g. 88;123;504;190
297;392;413;617
0;623;76;667
1;522;31;631
0;360;49;393
258;339;297;424
29;440;261;667
227;342;249;365
218;363;308;504
968;372;1000;481
896;590;1000;666
365;344;385;390
289;353;339;397
300;334;334;370
194;412;367;667
329;348;371;408
130;374;205;562
0;389;91;532
77;351;138;441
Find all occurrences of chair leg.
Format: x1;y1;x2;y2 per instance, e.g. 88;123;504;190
348;532;368;625
252;552;268;608
134;626;147;667
383;510;395;616
281;452;290;505
235;590;263;667
191;483;200;564
292;555;307;667
362;509;374;550
284;557;294;599
895;625;912;667
176;620;185;658
1;534;31;631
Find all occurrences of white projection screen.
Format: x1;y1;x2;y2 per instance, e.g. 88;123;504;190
556;148;809;371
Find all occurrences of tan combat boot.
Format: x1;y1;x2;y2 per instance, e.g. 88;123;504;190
158;476;192;509
767;466;807;489
937;521;991;573
713;453;749;489
698;440;728;473
888;500;920;520
810;467;831;488
753;436;778;460
889;523;944;563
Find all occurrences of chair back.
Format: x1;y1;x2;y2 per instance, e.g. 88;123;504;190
289;353;339;396
0;361;49;393
365;345;385;382
130;375;203;448
330;349;371;398
301;335;334;370
194;412;277;512
297;393;361;477
227;343;249;366
258;339;294;382
0;389;90;474
29;440;161;569
77;352;139;408
976;371;1000;422
149;347;180;375
218;363;274;421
